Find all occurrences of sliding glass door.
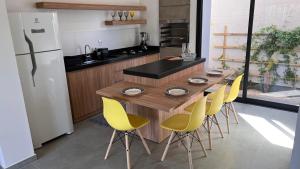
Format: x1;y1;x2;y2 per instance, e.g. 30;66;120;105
246;0;300;108
207;0;250;95
205;0;299;111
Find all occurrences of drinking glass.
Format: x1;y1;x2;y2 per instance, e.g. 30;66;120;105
182;43;191;54
129;11;135;20
124;11;129;21
118;11;123;21
111;11;116;20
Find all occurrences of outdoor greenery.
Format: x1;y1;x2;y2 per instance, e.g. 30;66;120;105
251;26;300;92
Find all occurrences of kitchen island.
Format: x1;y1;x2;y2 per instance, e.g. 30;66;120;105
97;57;233;142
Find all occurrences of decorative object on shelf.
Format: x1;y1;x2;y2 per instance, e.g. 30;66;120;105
124;11;129;21
118;11;123;21
36;2;147;11
122;87;144;96
188;77;208;85
130;11;135;20
110;11;116;20
165;87;189;97
104;19;147;26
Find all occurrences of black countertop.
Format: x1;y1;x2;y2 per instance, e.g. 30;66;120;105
64;46;160;72
123;57;206;79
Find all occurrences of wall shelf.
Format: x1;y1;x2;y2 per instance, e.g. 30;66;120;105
36;2;147;11
105;20;147;26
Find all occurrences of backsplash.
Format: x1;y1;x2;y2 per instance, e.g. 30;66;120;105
61;27;140;56
6;0;141;56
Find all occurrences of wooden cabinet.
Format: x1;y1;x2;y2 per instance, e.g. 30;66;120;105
66;54;159;123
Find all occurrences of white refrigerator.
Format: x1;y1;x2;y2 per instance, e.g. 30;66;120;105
8;12;74;148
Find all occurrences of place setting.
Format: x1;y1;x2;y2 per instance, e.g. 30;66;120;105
206;69;224;77
165;87;189;97
122;87;144;97
188;77;209;85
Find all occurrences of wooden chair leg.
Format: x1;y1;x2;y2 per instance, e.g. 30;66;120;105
136;129;151;155
125;132;131;169
161;131;175;161
214;115;224;138
104;130;116;160
230;102;239;124
207;116;212;150
225;104;230;134
196;129;207;157
186;133;193;169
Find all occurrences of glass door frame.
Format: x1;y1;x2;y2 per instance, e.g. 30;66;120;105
195;0;299;112
239;0;299;112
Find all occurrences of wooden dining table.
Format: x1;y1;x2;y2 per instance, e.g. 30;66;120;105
96;68;234;143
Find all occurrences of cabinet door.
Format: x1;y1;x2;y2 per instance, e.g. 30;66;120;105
67;66;105;122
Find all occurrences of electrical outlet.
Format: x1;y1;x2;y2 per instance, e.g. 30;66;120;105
98;40;103;47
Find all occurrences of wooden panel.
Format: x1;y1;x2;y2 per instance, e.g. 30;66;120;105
67;54;159;123
124;63;204;87
105;20;147;26
36;2;147;11
126;92;203;143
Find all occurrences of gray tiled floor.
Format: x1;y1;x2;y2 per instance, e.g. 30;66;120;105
21;103;297;169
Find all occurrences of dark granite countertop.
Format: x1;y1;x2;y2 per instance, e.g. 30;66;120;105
123;57;206;79
64;46;160;72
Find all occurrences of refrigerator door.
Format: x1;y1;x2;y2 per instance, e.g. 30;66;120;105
16;50;73;148
9;12;61;55
8;13;29;55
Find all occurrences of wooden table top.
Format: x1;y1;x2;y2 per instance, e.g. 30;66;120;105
96;69;234;112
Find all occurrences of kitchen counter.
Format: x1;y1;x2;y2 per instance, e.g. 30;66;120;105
123;57;206;79
64;46;160;72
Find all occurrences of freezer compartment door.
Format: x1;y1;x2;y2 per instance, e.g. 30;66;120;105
16;50;73;148
9;12;61;55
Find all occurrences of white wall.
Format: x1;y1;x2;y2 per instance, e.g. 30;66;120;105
290;108;300;169
201;0;212;64
0;146;4;167
140;0;159;46
6;0;142;56
0;0;35;168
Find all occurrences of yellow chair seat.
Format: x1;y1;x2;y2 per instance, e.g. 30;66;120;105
127;114;150;129
160;114;190;131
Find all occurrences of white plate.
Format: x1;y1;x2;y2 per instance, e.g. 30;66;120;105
122;87;144;96
206;70;223;76
166;87;189;97
188;77;208;84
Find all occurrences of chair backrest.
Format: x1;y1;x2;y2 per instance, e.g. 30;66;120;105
206;85;227;116
225;74;244;103
102;97;133;131
184;96;207;131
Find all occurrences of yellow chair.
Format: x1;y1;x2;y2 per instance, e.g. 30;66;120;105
102;97;151;169
185;85;227;150
160;96;208;169
223;74;244;133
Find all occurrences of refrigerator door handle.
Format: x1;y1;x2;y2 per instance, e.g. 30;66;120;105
24;30;37;87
